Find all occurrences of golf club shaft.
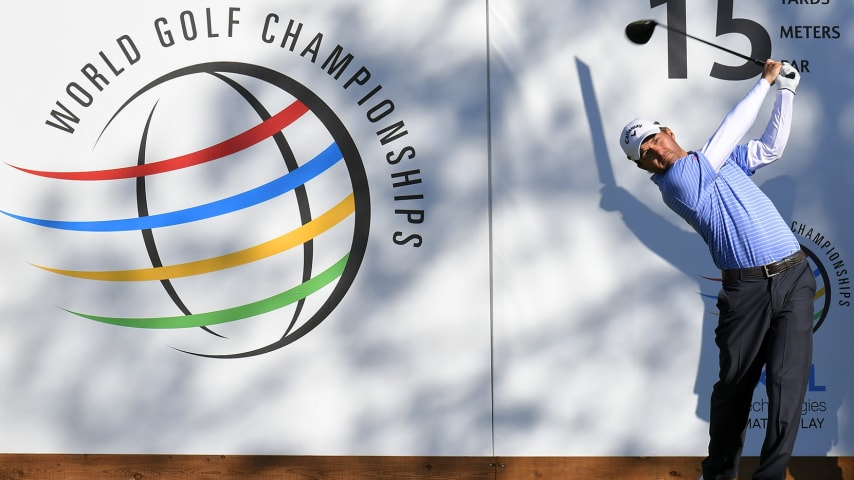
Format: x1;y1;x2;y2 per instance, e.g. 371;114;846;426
659;23;764;67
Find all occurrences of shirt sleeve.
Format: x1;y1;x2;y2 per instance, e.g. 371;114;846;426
698;78;771;172
744;89;794;171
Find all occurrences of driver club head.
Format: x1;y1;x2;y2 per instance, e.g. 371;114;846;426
625;19;658;45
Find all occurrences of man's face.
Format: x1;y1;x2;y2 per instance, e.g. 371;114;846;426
636;128;683;174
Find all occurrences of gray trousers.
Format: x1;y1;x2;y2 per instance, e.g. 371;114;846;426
701;259;815;480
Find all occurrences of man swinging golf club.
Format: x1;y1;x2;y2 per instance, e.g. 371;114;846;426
619;60;812;480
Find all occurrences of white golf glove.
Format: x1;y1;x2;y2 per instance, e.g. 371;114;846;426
777;63;800;94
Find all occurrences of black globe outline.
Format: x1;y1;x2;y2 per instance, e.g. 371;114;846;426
99;62;371;358
801;245;830;333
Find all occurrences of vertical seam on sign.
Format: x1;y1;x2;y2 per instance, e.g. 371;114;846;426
484;0;496;459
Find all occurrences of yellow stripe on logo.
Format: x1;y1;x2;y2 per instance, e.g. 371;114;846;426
36;193;355;281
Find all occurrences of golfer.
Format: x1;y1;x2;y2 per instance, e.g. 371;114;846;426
619;60;812;480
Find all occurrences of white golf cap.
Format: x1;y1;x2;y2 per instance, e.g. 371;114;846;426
619;117;665;162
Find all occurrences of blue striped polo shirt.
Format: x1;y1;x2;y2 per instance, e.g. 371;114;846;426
651;149;801;270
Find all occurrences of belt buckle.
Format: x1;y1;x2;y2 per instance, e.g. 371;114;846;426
759;251;801;278
762;263;780;278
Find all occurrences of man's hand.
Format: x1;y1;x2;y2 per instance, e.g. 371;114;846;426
777;63;800;94
762;60;783;86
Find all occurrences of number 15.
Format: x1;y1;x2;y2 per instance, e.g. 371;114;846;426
651;0;772;80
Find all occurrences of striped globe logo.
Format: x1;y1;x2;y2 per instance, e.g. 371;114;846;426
802;245;831;332
3;62;370;358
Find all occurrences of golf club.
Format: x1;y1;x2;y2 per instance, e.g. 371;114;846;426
625;19;795;78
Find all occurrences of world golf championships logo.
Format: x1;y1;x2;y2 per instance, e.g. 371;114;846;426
3;62;370;358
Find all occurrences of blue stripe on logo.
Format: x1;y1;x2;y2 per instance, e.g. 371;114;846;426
1;143;342;232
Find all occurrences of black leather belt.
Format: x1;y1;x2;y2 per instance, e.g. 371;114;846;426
721;250;806;281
